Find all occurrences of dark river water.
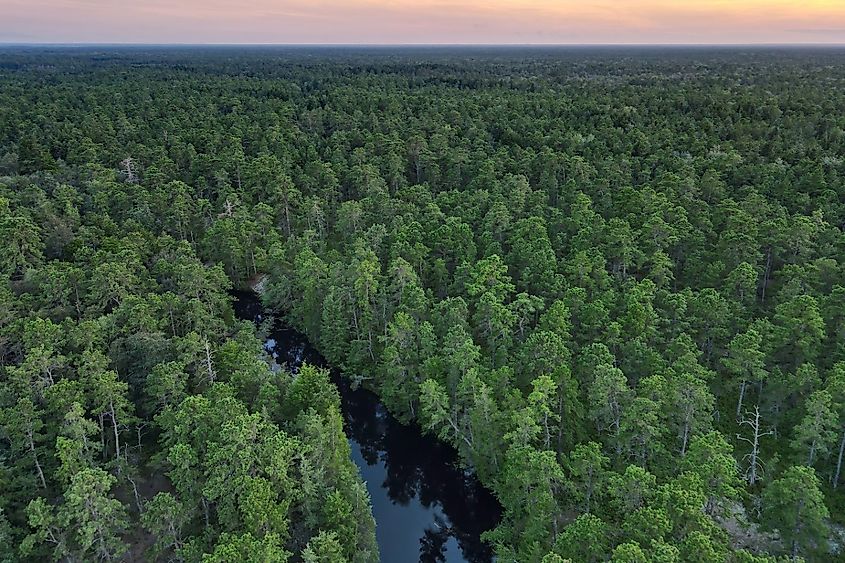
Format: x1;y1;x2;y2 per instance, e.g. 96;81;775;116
233;292;502;563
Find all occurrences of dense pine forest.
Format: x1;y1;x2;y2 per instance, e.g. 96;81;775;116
2;46;845;561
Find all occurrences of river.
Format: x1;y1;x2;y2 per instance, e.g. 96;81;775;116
233;292;502;563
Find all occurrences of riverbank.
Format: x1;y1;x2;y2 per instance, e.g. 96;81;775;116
233;291;501;562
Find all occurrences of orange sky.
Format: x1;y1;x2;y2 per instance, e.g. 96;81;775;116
3;0;845;44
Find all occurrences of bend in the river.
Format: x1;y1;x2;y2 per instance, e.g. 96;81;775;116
233;291;502;563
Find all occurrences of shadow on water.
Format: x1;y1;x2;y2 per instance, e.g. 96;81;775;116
233;292;502;563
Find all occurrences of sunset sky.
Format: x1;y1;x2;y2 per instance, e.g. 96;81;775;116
3;0;845;45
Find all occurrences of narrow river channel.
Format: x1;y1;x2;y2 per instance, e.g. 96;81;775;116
233;292;502;563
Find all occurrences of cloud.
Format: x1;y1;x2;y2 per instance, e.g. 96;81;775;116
2;0;845;44
785;28;845;35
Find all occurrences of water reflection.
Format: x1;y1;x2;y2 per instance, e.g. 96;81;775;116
233;293;501;562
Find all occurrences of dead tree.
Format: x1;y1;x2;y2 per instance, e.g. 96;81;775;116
120;157;138;183
833;429;845;489
203;339;216;385
217;199;235;218
737;405;773;487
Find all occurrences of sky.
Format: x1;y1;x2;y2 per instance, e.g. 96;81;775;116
3;0;845;45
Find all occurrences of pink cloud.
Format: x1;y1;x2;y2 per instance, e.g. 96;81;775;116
2;0;845;44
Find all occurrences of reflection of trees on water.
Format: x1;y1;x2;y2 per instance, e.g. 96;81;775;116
336;363;500;563
420;515;452;563
235;292;501;563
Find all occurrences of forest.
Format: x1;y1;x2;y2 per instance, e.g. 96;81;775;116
1;45;845;561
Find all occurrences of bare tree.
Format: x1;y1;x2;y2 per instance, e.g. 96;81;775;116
120;157;138;183
203;339;216;385
737;405;774;487
217;198;235;218
832;428;845;489
26;421;48;489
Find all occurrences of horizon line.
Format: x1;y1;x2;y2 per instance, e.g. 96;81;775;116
2;41;845;48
